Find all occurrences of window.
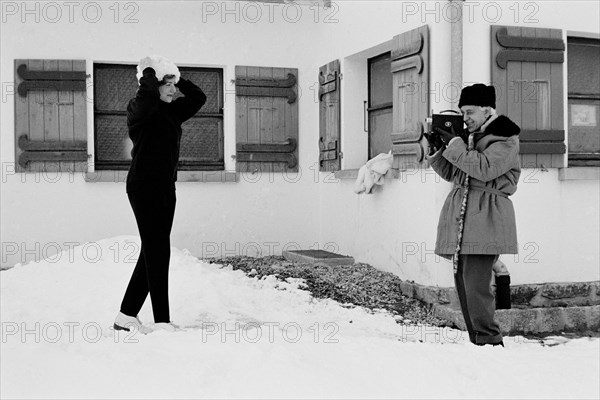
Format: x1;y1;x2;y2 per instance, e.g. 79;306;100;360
367;52;393;159
334;25;429;172
567;37;600;166
93;63;224;171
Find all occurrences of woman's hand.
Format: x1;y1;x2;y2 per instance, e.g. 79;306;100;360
138;57;155;72
136;55;180;83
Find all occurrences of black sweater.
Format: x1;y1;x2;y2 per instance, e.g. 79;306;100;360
126;68;207;192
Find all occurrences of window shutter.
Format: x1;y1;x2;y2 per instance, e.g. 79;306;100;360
318;60;341;171
14;59;88;172
491;25;566;168
235;66;298;173
389;25;429;169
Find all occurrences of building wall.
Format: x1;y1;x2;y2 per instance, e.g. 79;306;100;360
315;1;600;287
1;0;330;268
1;1;599;289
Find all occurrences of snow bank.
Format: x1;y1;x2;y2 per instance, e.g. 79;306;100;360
1;236;598;399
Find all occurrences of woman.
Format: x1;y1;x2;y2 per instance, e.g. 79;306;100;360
114;56;206;333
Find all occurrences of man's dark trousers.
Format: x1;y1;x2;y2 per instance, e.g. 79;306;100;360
454;254;503;345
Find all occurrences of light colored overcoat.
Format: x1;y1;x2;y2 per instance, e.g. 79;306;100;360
429;115;521;257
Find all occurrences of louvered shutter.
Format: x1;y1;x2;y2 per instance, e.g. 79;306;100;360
14;59;88;172
390;25;429;169
318;60;341;171
235;66;299;173
491;25;566;168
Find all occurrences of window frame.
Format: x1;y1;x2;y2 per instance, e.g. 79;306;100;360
92;62;225;172
367;51;393;160
566;35;600;167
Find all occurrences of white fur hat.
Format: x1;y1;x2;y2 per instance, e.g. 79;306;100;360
136;55;180;84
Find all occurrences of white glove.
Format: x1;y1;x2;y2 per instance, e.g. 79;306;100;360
136;55;180;84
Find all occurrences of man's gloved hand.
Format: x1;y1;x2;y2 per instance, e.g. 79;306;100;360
424;131;444;154
434;126;458;146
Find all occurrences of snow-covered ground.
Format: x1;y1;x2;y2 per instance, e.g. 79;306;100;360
1;236;598;399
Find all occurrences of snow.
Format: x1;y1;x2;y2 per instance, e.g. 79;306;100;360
1;236;598;399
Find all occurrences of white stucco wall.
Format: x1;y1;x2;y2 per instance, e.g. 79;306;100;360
0;0;331;268
1;1;599;289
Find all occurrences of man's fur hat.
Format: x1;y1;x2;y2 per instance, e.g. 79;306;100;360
458;83;496;109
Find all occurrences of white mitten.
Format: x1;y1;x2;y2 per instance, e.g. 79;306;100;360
136;55;180;84
492;258;510;276
354;165;367;194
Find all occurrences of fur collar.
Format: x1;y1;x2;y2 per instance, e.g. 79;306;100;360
474;114;520;144
482;114;520;137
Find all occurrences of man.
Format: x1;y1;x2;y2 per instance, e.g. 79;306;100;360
425;83;520;346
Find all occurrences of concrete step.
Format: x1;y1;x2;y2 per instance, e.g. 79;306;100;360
433;303;600;336
399;280;600;336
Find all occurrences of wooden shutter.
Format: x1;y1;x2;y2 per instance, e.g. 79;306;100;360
14;59;88;172
491;26;566;168
390;25;429;169
235;66;298;173
319;60;341;171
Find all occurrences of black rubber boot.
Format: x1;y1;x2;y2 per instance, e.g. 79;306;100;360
495;275;511;310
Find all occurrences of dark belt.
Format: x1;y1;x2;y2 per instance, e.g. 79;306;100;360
455;183;509;198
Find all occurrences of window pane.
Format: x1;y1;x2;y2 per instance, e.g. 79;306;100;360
369;108;392;158
568;40;600;95
94;66;138;112
180;117;223;162
177;69;223;115
568;100;600;153
369;53;392;107
95;115;131;163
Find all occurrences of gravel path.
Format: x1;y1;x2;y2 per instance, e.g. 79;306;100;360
208;256;450;328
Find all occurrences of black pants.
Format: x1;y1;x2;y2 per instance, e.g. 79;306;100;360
120;188;176;323
454;254;503;345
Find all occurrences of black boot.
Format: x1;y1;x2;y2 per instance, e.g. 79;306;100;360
495;275;511;310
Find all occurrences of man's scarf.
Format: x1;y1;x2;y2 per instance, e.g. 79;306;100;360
453;133;475;274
